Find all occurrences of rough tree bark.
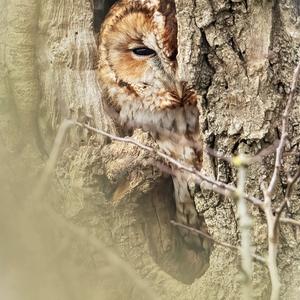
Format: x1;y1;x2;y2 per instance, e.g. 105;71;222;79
0;0;300;299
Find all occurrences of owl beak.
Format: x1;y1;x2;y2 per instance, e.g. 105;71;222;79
159;80;197;110
160;97;182;109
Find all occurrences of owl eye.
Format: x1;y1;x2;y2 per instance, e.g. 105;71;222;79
131;47;156;56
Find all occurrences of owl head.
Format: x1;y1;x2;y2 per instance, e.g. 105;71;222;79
98;0;199;135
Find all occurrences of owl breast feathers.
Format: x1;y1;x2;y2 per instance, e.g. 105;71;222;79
97;0;199;136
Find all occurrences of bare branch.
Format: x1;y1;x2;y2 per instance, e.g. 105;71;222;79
171;220;266;265
285;166;300;198
275;165;300;220
234;158;253;299
262;188;281;300
267;53;300;197
262;52;300;300
206;141;279;165
33;120;74;201
76;121;264;208
279;217;300;227
205;147;232;163
250;141;280;164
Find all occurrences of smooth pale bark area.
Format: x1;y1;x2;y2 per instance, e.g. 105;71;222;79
1;0;300;300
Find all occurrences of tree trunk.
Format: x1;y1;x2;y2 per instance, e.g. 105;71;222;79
1;0;300;299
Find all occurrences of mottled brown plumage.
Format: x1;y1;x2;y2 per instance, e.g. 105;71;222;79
98;0;210;254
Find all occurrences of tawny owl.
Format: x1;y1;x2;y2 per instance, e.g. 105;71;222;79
97;0;210;254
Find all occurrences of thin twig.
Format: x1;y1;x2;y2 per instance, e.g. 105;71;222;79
275;165;300;220
206;141;279;165
235;159;253;300
285;166;300;198
267;133;289;196
262;187;281;300
33;120;74;201
205;147;232;163
171;220;266;265
250;141;280;163
279;217;300;226
267;55;300;197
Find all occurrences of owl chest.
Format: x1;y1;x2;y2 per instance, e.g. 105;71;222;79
157;139;195;162
156;133;202;169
